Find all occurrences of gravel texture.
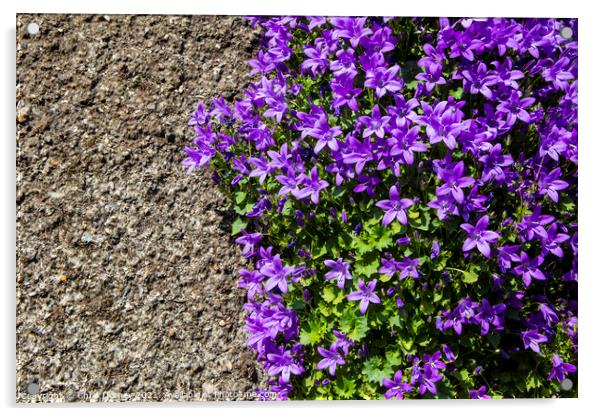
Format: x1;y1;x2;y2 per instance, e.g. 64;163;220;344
16;14;265;402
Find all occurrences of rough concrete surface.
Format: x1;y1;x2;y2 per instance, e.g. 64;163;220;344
16;14;264;402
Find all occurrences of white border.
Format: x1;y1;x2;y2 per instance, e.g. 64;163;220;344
10;0;582;17
3;1;600;415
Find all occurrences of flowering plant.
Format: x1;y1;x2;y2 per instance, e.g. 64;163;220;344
183;16;577;399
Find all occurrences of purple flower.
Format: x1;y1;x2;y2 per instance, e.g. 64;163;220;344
416;365;443;396
188;101;209;126
430;241;440;259
423;352;446;374
323;258;353;289
496;90;535;125
330;48;357;77
542;57;574;91
396;236;411;246
474;299;506;335
513;252;546;287
330;17;372;48
460;215;500;258
342;136;374;174
461;62;497;99
442;345;456;362
416;62;446;92
347;279;381;314
399;257;421;280
266;349;304;382
542;223;570;258
358;105;390;139
382;370;412;400
469;385;491;399
293;167;329;204
238;269;265;300
210;97;233;121
387;124;427;165
234;229;262;258
416;101;466;150
497;245;521;272
418;43;445;74
516;206;555;241
276;170;302;197
332;330;353;355
436;161;475;204
521;329;548;353
540;303;559;326
182;144;215;172
331;76;362;112
492;57;524;89
538;167;569;203
547;354;576;382
267;143;292;170
301;44;329;77
307;114;343;154
263;96;288;123
375;185;415;225
365;65;403;98
317;345;346;376
479;143;513;183
261;255;294;293
379;255;403;277
249;154;273;184
428;194;459;220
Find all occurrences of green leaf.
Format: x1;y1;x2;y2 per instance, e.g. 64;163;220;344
281;199;293;216
323;286;337;303
354;256;380;278
410;315;424;334
353;236;373;255
234;191;246;204
400;337;414;354
374;234;393;251
299;319;326;346
488;332;501;348
459;268;479;284
337;232;353;250
405;80;418;90
340;309;369;341
388;313;402;328
322;286;345;305
408;209;420;220
408;209;430;231
314;244;328;259
317;302;333;317
450;87;464;99
334;377;356;399
455;369;470;382
385;350;402;367
526;373;542;392
420;298;434;315
432;251;450;271
234;202;254;215
332;186;347;199
417;335;431;346
362;356;391;384
291;299;305;311
231;218;248;235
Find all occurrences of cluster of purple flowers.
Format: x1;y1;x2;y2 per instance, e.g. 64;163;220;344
317;330;354;376
184;16;577;399
436;296;506;336
383;349;455;399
